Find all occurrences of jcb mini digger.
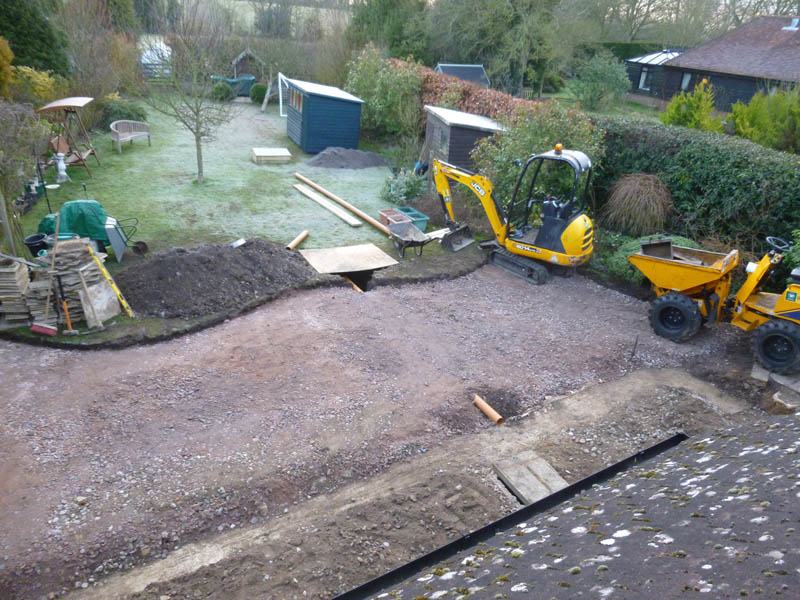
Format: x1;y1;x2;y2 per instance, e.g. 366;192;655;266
629;236;800;373
428;144;594;285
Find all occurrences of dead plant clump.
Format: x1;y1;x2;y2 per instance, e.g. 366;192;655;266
603;173;672;236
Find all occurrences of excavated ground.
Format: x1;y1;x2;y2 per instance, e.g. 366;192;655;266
0;265;769;600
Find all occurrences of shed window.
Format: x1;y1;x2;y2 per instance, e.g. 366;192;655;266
290;88;303;111
638;66;652;91
680;72;692;91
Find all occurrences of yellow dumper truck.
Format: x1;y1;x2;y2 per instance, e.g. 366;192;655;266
629;236;800;373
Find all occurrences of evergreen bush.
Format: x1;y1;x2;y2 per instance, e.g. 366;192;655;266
730;86;800;154
472;101;605;204
571;52;630;111
102;95;147;128
660;78;723;132
593;115;800;252
345;44;422;138
210;82;233;102
249;82;267;104
380;169;425;205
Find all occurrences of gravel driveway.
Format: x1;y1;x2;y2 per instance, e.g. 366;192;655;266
0;266;757;599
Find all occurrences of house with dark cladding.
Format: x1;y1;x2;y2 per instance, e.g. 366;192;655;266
335;416;800;599
625;49;682;101
662;16;800;112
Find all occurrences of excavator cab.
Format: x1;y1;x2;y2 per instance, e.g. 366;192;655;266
506;146;592;245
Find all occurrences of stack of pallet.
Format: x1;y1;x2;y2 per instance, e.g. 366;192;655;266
49;239;105;325
0;259;31;327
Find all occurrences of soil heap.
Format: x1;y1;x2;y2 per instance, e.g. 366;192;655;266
116;238;316;319
306;147;389;169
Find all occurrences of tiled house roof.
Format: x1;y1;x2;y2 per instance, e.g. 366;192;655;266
348;416;800;599
665;16;800;81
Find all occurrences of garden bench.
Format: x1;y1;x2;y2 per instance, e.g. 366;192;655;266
110;120;151;154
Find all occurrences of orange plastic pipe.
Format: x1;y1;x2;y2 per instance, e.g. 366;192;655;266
294;172;392;236
286;230;309;250
473;394;504;425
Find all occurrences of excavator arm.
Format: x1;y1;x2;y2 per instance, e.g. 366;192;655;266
431;159;508;242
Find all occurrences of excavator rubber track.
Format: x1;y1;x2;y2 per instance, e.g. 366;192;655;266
489;248;550;285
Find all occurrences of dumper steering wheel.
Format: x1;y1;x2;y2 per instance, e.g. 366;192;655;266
766;236;791;251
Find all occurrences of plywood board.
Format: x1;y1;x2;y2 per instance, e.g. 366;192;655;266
493;450;568;505
293;184;362;227
299;244;397;274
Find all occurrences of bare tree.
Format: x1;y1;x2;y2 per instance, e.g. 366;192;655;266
0;101;49;255
142;0;237;184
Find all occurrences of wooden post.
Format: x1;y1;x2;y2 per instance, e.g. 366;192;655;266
286;230;309;250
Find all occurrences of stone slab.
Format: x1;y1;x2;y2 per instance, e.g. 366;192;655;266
750;362;769;383
769;370;800;393
493;450;568;505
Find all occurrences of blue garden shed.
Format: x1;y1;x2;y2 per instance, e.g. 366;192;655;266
284;78;364;154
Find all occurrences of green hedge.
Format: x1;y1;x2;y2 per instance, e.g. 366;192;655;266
592;115;800;251
600;42;663;61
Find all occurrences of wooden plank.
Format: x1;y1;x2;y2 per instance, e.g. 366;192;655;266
299;244;397;274
293;183;362;227
294;173;391;236
493;450;568;505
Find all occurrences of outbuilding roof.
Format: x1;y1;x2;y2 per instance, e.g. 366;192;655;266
664;16;800;81
434;63;491;88
626;49;682;66
285;78;364;104
424;105;504;133
341;416;800;599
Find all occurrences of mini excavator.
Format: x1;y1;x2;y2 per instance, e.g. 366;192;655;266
428;144;594;285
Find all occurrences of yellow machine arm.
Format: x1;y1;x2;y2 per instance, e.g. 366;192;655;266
431;159;508;242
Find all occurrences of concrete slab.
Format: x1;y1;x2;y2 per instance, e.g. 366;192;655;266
493;450;568;505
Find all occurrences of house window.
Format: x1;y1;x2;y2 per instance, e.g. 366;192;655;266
290;88;303;111
680;72;692;91
638;66;652;91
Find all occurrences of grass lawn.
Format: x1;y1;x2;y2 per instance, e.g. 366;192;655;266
22;100;398;267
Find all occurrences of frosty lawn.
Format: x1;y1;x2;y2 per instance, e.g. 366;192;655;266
22;101;396;258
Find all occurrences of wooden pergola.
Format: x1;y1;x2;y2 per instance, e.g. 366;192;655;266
38;97;100;177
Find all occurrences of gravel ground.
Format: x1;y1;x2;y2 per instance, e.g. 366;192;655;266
0;266;763;599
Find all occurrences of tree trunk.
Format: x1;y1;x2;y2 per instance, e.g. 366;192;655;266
195;134;204;184
0;190;16;256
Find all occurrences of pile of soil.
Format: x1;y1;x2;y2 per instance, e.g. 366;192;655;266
116;238;316;319
306;146;389;169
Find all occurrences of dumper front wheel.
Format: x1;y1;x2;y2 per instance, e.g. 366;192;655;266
650;293;702;342
752;320;800;374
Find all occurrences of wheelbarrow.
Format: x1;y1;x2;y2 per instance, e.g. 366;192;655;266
388;222;435;258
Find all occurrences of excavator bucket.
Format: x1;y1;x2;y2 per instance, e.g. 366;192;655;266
440;223;474;252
